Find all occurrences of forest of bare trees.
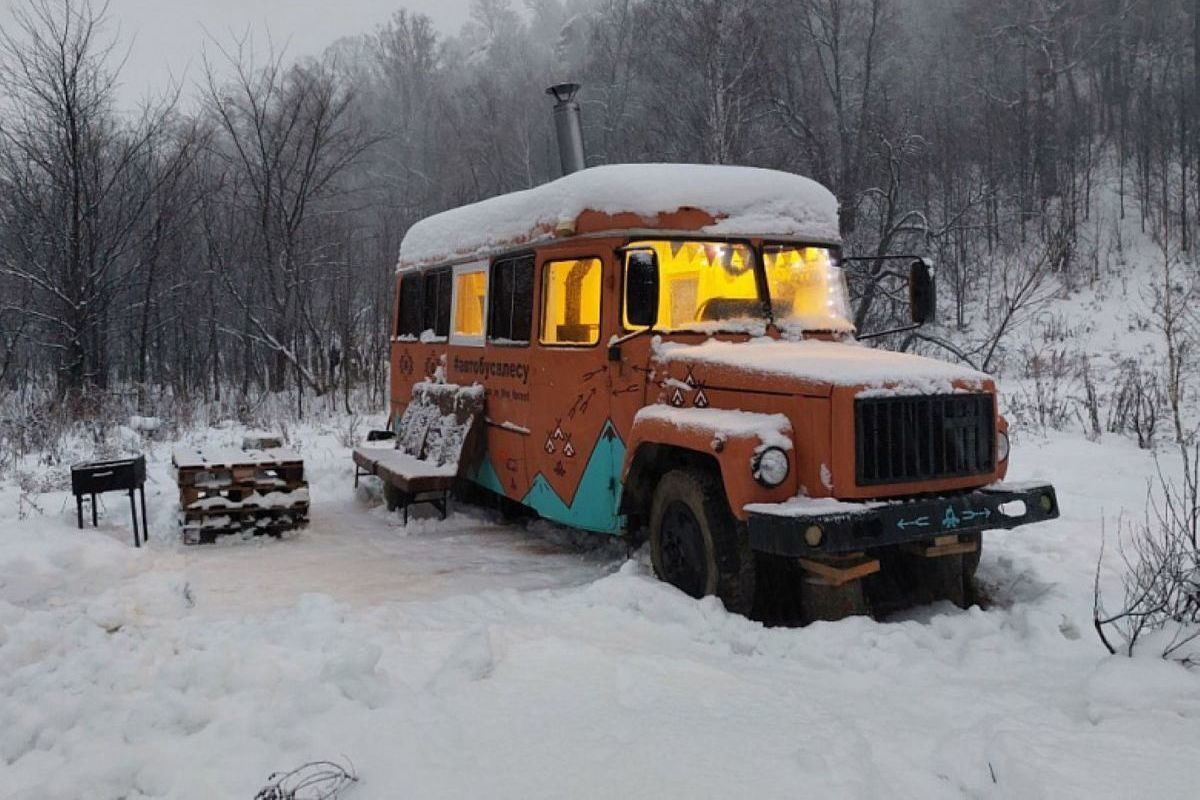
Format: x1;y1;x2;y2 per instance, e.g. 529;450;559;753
0;0;1197;417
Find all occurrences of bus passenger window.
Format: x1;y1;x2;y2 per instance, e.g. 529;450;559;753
451;265;488;343
422;268;452;338
488;254;534;344
396;273;424;339
541;258;601;346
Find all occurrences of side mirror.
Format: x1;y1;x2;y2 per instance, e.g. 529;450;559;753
625;250;659;328
909;258;936;325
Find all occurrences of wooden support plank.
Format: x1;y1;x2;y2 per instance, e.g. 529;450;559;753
796;555;881;586
180;482;309;506
902;537;980;558
181;503;310;520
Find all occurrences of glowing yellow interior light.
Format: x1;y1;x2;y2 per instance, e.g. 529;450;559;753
625;240;759;330
763;246;853;331
453;269;487;337
542;258;602;345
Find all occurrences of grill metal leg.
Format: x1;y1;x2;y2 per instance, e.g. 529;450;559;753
91;494;98;527
129;489;140;548
139;487;148;543
76;496;84;529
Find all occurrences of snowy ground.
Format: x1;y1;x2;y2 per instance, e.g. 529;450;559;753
2;421;1200;799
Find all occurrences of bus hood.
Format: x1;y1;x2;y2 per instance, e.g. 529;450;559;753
652;337;991;395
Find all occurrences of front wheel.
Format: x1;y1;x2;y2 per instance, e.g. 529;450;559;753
911;532;983;608
649;469;755;615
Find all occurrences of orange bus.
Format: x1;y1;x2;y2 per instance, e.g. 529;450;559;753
387;163;1058;619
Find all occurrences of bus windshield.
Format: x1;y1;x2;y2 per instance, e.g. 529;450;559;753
625;240;854;333
626;240;764;332
762;245;854;333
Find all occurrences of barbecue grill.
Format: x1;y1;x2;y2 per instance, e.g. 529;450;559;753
70;455;148;547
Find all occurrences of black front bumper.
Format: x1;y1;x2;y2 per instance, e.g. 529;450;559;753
747;483;1060;557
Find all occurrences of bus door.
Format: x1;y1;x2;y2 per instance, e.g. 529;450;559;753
526;250;623;533
466;254;534;502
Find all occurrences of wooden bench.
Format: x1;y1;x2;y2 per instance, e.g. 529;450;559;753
353;382;485;523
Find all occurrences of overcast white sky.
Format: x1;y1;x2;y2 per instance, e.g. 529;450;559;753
1;0;476;109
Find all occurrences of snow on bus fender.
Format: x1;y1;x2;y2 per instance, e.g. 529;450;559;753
623;405;796;520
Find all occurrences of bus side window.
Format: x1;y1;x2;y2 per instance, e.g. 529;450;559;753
541;258;602;346
488;254;534;344
396;273;424;338
450;262;488;345
422;268;452;339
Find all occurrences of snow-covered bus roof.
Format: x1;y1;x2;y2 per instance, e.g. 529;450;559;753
397;163;841;271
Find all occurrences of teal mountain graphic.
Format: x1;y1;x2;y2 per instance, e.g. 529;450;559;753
470;421;625;534
473;454;507;496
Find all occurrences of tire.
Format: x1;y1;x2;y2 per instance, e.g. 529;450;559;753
961;532;983;606
962;532;982;580
913;533;983;609
799;575;869;624
917;553;968;608
649;468;755;615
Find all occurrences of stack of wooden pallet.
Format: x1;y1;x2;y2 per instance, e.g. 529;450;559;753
172;446;309;544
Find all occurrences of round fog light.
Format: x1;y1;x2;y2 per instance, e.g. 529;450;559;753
753;447;790;487
1039;494;1054;514
997;430;1010;462
804;525;824;547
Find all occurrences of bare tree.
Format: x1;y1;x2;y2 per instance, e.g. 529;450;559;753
768;0;890;234
1146;235;1199;445
1095;447;1200;665
0;0;185;395
201;37;374;398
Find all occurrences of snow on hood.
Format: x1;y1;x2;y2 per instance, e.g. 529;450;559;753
398;164;840;269
635;405;793;450
654;337;990;392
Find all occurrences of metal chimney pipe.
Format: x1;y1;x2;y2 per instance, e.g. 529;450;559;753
546;82;586;175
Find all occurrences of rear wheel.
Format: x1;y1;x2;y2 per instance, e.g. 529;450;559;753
649;469;755;615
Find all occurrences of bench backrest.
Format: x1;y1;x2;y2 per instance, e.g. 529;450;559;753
395;382;485;473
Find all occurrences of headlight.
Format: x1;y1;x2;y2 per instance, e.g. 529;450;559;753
997;430;1010;462
753;447;789;487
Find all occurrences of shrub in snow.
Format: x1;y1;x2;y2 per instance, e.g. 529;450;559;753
1094;445;1200;666
1107;359;1165;449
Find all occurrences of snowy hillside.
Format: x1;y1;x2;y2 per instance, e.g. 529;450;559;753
2;417;1199;799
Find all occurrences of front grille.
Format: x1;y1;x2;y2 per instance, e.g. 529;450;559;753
855;394;995;486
